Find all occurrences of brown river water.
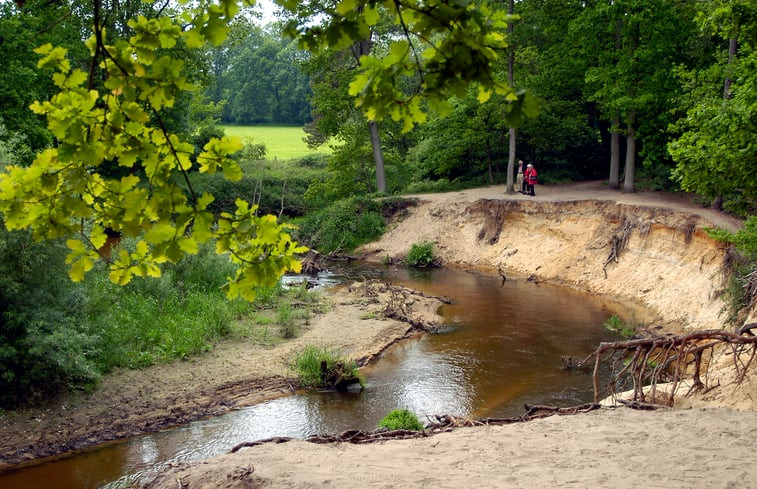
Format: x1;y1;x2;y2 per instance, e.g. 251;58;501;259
0;264;635;488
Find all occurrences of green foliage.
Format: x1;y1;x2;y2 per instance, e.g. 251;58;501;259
277;301;298;338
407;241;435;268
0;127;98;407
81;240;250;370
668;50;757;216
294;196;385;252
210;22;311;125
0;1;306;303
0;225;98;408
286;0;515;132
185;151;327;217
708;217;757;320
292;345;361;389
603;314;635;339
377;409;424;431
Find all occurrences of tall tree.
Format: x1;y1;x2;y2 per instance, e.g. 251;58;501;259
505;0;516;194
1;0;520;299
577;0;695;193
669;0;757;216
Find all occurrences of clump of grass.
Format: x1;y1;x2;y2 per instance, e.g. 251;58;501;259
277;302;298;338
377;409;424;431
604;314;636;338
293;346;363;389
407;240;435;267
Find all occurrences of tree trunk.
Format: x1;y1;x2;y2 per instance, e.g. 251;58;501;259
368;120;386;193
353;36;387;194
504;0;516;195
609;114;620;190
486;134;494;184
723;37;737;99
623;112;636;193
507;128;516;193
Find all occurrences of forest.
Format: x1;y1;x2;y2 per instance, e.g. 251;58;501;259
0;0;755;408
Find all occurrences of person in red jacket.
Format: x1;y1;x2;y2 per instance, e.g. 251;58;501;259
525;163;538;196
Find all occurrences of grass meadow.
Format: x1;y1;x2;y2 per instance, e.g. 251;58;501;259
220;124;332;159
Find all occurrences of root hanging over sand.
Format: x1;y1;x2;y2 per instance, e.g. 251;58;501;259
580;326;757;406
603;219;636;278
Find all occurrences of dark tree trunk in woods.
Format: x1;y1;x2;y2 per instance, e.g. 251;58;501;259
369;120;386;193
609;115;621;190
505;0;516;195
353;36;387;193
623;111;636;193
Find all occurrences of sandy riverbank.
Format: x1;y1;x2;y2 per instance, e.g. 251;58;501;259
2;182;754;488
144;406;757;488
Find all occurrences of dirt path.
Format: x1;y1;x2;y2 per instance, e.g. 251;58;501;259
0;182;753;486
406;181;742;232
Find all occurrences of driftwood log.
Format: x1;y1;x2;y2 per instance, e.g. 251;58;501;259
579;327;757;405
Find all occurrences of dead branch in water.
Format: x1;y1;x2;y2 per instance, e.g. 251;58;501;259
300;249;360;274
579;328;757;405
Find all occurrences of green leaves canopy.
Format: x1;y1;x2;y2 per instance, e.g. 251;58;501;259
0;0;516;298
282;0;516;131
0;1;305;300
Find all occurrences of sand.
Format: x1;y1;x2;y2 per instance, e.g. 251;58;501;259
145;406;757;488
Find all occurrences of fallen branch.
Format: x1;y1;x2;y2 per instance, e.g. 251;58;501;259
228;403;602;453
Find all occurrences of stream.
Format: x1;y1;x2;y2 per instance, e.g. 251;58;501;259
1;263;635;489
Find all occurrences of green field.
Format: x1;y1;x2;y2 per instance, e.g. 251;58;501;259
220;124;332;160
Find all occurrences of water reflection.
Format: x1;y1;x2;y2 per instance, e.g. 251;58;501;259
0;264;635;489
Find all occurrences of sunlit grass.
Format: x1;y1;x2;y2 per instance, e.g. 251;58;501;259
220;124;333;159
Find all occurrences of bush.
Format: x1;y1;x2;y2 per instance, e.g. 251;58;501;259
0;227;99;408
293;345;362;389
407;241;435;267
81;240;250;371
708;216;757;323
603;314;635;338
377;409;424;431
293;195;385;252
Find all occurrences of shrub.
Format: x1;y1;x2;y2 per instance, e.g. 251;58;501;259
81;240;247;371
708;217;757;323
0;227;99;408
293;195;385;252
277;302;298;338
407;241;435;267
603;314;635;338
377;409;424;431
293;345;362;389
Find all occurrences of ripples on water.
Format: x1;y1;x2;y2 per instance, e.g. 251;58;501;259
1;263;634;489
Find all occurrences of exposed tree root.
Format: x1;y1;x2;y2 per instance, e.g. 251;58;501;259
579;327;757;405
228;403;602;454
603;219;636;278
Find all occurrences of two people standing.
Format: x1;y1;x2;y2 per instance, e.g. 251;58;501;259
517;160;537;196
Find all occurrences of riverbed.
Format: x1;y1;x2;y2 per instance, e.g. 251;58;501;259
0;264;633;489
